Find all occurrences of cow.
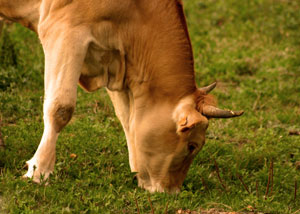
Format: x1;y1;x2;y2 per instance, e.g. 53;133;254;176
0;0;243;192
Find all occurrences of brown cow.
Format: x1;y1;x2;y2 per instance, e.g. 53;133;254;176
0;0;243;192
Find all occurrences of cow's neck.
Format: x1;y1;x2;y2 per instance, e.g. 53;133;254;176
125;0;196;106
0;0;40;31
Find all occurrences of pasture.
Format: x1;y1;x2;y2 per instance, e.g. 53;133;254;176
0;0;299;213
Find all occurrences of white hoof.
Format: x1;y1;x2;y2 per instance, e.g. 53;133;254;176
23;158;52;184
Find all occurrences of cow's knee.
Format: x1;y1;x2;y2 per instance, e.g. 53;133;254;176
50;104;75;132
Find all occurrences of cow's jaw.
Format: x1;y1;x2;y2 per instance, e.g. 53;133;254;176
135;153;194;193
135;150;196;193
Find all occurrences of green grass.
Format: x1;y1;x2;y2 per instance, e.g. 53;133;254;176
0;0;300;213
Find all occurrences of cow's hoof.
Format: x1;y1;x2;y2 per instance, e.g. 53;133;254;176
23;158;52;184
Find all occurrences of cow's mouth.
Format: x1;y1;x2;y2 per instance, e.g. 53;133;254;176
137;177;181;193
139;182;181;193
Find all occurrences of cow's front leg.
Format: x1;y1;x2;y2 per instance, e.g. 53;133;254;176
24;28;90;183
107;90;138;172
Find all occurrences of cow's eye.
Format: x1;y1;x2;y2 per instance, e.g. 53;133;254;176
188;142;197;153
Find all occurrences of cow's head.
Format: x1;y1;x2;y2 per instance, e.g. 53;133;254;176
133;82;243;193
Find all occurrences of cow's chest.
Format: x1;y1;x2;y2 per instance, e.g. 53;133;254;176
79;42;125;91
82;43;116;76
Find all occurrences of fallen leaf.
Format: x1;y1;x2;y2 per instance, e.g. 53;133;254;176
70;153;77;158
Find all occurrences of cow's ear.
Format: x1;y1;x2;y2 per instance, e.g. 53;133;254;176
176;108;208;133
174;96;209;134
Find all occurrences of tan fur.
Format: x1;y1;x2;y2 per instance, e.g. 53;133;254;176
194;90;217;113
1;0;218;192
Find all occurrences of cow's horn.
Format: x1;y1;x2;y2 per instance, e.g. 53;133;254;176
202;105;244;118
199;82;217;94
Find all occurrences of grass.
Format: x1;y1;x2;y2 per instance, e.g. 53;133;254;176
0;0;300;213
